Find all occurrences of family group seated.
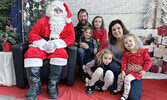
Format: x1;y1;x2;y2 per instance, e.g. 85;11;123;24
74;8;151;100
12;0;152;100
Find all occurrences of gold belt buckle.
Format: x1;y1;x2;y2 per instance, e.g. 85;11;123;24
49;37;55;41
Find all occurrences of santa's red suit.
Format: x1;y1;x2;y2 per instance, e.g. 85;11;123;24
24;2;75;67
24;1;75;99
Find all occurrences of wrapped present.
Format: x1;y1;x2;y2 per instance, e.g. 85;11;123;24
154;45;167;58
157;25;167;44
157;25;167;36
150;57;163;73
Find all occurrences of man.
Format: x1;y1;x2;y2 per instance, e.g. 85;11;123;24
74;9;91;46
74;9;91;81
24;1;75;100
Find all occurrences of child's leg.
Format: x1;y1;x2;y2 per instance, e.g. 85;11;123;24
122;74;135;99
84;49;94;65
116;73;124;91
89;67;103;86
102;70;114;90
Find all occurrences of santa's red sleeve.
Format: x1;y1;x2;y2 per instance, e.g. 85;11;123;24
28;17;49;50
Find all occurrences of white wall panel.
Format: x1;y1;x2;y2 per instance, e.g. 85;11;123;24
64;0;152;30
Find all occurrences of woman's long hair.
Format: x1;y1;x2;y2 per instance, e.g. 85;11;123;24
108;19;129;45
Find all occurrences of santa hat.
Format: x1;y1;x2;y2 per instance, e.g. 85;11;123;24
50;1;72;23
63;2;72;23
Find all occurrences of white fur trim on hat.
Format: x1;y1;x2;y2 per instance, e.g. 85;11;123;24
51;1;65;12
66;18;71;23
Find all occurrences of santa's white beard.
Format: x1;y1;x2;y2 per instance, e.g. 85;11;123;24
49;12;66;34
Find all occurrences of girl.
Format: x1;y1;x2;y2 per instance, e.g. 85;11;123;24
83;48;115;95
111;34;152;100
92;16;108;53
79;27;98;65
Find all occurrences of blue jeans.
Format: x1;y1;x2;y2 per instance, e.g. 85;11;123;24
77;48;85;73
108;61;142;100
108;61;121;90
128;79;142;100
77;48;94;73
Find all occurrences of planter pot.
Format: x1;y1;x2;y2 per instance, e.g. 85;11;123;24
2;42;13;52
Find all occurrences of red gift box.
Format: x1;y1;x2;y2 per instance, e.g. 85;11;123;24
157;25;167;44
157;25;167;36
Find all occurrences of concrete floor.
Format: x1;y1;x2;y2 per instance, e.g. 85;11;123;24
0;95;24;100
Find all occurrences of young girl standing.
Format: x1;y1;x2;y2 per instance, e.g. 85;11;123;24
111;34;152;100
83;48;115;95
92;16;108;53
79;27;98;65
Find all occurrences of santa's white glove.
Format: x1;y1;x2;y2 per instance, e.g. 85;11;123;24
45;41;56;53
42;43;48;50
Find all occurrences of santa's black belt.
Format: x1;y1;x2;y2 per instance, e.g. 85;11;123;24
42;37;57;41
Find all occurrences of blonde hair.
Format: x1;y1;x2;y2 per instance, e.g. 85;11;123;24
96;48;115;66
80;27;94;39
121;34;140;53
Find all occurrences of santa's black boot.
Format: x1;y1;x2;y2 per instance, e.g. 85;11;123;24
47;65;63;99
25;67;41;100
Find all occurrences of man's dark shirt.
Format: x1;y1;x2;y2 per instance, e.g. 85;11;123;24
74;22;91;47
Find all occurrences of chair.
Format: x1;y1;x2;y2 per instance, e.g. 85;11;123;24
12;42;77;89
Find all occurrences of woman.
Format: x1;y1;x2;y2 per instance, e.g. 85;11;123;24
108;19;143;100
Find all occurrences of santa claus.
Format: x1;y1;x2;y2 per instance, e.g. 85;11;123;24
24;1;75;100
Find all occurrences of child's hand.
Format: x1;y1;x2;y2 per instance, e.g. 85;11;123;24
80;42;89;49
140;70;146;76
121;71;126;80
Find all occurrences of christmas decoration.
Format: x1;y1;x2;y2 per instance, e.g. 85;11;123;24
0;0;11;30
143;0;167;29
157;24;167;45
0;0;18;51
23;0;47;41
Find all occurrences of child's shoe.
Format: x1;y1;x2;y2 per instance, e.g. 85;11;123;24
86;85;94;95
119;96;127;100
111;90;121;95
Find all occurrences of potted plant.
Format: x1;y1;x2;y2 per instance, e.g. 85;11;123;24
0;25;19;52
